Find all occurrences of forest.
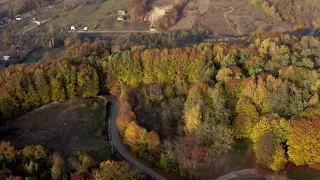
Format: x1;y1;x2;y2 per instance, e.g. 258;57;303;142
1;32;320;178
0;142;143;179
248;0;320;28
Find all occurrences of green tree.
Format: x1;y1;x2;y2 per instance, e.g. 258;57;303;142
160;151;179;174
196;123;233;156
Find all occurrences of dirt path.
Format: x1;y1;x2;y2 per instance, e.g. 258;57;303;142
216;169;262;180
211;3;239;35
107;96;166;180
74;30;159;34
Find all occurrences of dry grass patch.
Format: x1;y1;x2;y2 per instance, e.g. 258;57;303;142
0;97;112;161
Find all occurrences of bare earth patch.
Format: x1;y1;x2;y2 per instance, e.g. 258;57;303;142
171;0;293;36
0;97;111;160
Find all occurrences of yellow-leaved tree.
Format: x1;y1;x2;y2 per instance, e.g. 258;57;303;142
184;104;202;133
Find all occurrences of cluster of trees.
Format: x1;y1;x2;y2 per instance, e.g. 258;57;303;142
248;0;282;21
0;60;99;121
157;0;189;30
2;0;53;17
157;5;181;30
2;32;320;177
116;89;161;160
129;0;147;23
0;141;143;179
248;0;320;27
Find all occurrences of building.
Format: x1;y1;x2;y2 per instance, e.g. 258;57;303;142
83;27;88;31
2;56;10;61
117;16;125;22
71;25;76;31
118;11;126;15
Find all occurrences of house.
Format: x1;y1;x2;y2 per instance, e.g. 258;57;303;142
118;11;126;15
83;27;88;31
2;56;10;61
71;25;76;31
117;16;125;22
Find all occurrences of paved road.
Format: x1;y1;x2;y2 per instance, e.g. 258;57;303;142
107;96;166;180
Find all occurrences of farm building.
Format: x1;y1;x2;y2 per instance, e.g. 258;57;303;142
117;16;125;22
118;11;126;15
2;56;10;61
71;25;76;31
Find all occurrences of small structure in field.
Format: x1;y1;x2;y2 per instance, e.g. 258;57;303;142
2;56;10;61
83;27;88;31
118;11;126;15
117;16;125;22
71;25;76;31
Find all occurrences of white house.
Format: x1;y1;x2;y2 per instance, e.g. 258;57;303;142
2;56;10;61
83;27;88;31
117;16;125;22
71;25;76;31
118;11;126;15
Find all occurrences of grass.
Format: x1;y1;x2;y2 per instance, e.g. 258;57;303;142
0;97;114;162
232;15;272;35
23;48;65;64
51;0;137;31
23;49;45;63
288;170;318;180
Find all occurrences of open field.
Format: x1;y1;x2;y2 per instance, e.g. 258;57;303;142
170;0;293;36
0;97;112;161
50;0;148;31
23;48;65;63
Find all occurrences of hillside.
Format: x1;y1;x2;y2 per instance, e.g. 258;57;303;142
1;32;320;179
248;0;320;28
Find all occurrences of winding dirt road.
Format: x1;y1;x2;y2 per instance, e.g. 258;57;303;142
107;96;166;180
211;3;239;35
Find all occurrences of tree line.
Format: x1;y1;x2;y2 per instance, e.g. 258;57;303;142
1;33;320;177
0;141;144;179
0;60;99;121
248;0;320;28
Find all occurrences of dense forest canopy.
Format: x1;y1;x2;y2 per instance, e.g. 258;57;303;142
0;142;144;179
1;33;320;178
248;0;320;27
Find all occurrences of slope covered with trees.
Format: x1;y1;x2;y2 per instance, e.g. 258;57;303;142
1;33;320;178
0;141;144;179
248;0;320;28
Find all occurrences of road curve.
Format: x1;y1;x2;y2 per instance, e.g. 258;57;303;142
107;96;166;180
211;3;239;35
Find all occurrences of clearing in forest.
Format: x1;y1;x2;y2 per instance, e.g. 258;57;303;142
0;97;112;161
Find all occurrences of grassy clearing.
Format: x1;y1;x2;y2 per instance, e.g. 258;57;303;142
0;97;113;161
23;48;65;64
231;15;272;35
50;0;148;31
211;140;254;178
288;170;319;180
23;49;45;63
